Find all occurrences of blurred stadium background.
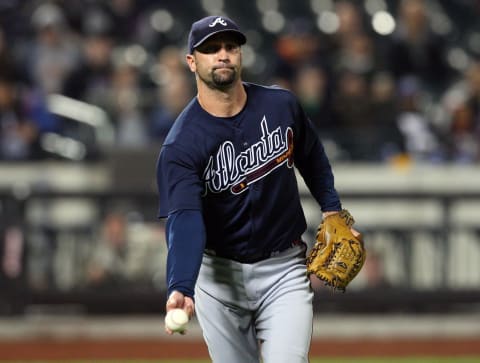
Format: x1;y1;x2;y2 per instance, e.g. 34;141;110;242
1;0;480;361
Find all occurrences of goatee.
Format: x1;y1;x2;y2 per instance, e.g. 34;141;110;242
211;69;236;89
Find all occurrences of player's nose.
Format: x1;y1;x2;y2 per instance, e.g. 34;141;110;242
216;46;230;59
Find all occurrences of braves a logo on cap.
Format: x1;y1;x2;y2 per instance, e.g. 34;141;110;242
209;17;227;27
203;117;294;195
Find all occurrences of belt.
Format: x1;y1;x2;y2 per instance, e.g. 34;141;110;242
205;239;304;264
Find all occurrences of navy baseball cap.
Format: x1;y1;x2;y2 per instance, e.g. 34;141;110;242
188;15;247;54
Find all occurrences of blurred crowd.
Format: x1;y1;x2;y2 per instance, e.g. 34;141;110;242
1;199;167;299
0;0;479;163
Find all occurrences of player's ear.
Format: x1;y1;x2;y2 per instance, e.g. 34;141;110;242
186;54;196;73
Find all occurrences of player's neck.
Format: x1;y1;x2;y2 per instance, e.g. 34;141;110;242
197;81;247;117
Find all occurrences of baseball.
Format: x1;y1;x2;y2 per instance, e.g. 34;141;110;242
165;308;189;332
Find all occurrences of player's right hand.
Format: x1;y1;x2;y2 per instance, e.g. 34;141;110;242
165;290;195;335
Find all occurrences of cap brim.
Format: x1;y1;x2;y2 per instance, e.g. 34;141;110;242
192;29;247;52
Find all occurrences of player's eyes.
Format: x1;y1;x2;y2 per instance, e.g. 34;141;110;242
197;44;221;54
196;43;239;54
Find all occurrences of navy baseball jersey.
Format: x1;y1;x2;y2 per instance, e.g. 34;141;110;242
157;82;341;264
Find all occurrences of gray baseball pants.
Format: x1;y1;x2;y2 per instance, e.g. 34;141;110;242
195;244;313;363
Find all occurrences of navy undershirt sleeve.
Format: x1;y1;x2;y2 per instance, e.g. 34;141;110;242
165;209;206;299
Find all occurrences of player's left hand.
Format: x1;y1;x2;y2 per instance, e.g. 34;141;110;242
165;290;195;335
306;209;366;292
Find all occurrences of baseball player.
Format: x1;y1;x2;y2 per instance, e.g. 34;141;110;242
156;15;346;363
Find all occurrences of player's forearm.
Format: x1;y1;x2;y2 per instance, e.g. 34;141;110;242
166;209;206;298
299;141;342;211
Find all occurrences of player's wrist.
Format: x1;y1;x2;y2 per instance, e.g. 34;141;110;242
322;211;340;218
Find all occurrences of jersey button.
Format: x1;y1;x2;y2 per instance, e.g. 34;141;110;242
242;142;249;148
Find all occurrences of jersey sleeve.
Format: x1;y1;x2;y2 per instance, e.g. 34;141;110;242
156;144;204;218
165;209;206;298
292;98;342;212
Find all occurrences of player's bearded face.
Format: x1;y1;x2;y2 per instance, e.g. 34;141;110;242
194;37;242;90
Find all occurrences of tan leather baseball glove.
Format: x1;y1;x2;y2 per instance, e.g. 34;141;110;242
306;209;366;292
